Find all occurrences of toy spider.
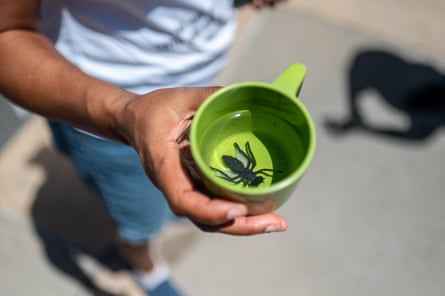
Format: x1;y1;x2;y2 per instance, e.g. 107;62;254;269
211;141;281;187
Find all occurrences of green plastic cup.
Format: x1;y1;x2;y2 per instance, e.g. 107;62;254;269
190;63;316;215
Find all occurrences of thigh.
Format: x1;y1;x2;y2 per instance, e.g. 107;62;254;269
48;121;173;244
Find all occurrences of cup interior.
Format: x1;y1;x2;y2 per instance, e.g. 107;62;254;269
191;83;315;194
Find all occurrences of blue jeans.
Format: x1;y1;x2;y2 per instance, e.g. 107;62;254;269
48;121;174;245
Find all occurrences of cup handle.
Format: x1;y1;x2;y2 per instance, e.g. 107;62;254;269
272;63;306;99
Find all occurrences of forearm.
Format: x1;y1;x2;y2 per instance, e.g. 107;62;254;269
0;29;135;142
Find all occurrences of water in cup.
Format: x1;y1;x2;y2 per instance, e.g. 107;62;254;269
198;108;306;189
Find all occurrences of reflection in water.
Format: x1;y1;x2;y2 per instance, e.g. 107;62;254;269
325;49;445;141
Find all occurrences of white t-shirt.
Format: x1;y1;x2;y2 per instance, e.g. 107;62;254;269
41;0;238;94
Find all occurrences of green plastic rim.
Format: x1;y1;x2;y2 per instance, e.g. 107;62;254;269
190;81;316;196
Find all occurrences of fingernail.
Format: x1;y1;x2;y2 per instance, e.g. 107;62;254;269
227;207;246;220
280;220;288;231
265;224;280;233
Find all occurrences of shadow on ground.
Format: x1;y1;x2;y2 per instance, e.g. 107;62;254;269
29;147;130;295
325;48;445;141
28;146;198;296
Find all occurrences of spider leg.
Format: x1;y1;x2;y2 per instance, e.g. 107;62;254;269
211;167;243;184
229;175;244;184
254;168;283;177
234;142;252;169
228;177;244;184
244;141;257;170
210;167;233;180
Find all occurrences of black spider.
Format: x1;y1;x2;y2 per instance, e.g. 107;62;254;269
210;141;281;187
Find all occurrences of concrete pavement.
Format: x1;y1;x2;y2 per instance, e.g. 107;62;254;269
1;1;445;295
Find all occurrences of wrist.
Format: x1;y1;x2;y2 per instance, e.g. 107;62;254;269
85;83;138;144
111;90;141;145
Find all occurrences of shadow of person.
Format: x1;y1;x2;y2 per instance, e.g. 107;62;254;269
325;49;445;141
29;147;131;296
29;144;200;295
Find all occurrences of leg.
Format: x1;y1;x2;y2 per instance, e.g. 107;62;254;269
211;167;243;184
255;168;282;177
233;142;252;169
48;121;181;296
255;169;275;177
244;141;257;169
114;239;153;272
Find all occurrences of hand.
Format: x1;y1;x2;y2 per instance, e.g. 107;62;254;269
250;0;287;8
117;87;288;235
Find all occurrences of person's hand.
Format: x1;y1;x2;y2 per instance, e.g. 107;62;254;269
250;0;287;8
117;87;288;235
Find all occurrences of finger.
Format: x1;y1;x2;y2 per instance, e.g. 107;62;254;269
156;141;249;225
196;213;288;235
156;142;288;235
179;191;250;225
226;213;288;235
